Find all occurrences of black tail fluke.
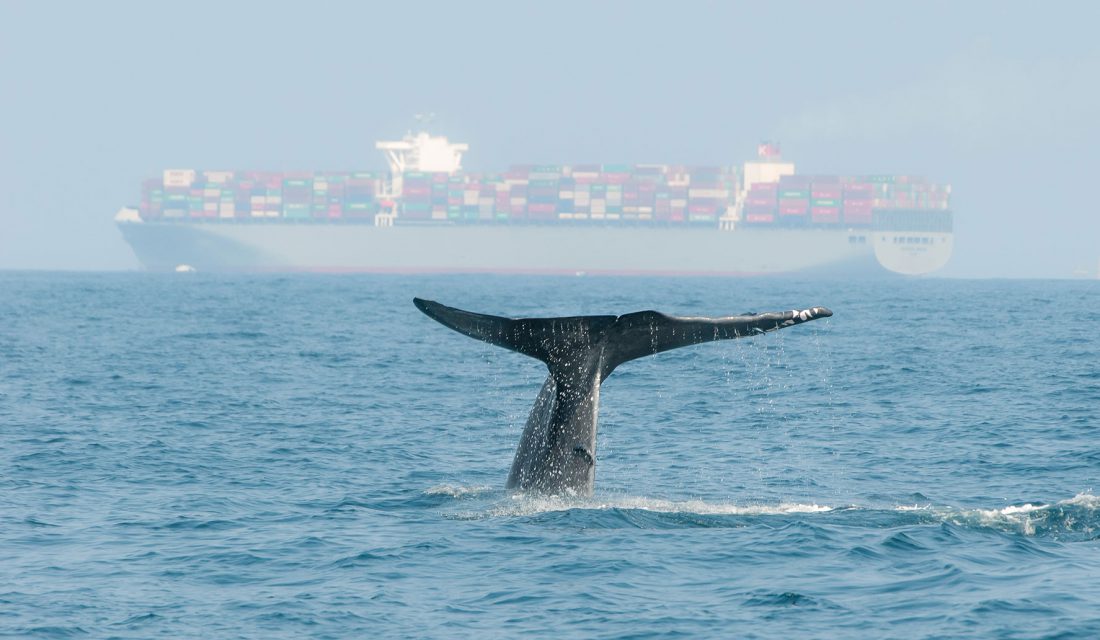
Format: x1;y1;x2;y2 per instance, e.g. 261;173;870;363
415;298;832;377
413;298;617;367
603;307;831;372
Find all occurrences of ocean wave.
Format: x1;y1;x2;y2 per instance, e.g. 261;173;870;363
429;486;1100;540
901;492;1100;540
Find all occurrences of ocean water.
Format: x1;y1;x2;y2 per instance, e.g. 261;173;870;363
1;273;1099;639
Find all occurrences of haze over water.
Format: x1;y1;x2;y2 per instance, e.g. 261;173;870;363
2;1;1099;277
3;274;1099;637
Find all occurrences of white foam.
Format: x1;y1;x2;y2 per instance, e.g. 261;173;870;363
896;492;1099;537
424;484;494;498
1061;491;1100;508
483;493;835;518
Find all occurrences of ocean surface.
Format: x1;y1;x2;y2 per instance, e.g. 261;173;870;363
1;273;1098;639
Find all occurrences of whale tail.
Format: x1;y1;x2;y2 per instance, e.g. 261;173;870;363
413;297;831;376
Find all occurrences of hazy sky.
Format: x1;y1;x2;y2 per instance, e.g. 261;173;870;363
2;1;1098;277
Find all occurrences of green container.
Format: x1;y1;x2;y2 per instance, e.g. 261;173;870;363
602;164;631;173
528;179;559;187
780;190;808;198
811;199;838;206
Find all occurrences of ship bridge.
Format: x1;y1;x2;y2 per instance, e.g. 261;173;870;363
374;126;469;226
376;131;468;175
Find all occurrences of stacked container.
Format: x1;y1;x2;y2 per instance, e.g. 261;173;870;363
282;173;312;220
810;177;842;225
842;181;873;225
346;172;379;219
137;166;947;229
777;174;810;224
743;181;778;224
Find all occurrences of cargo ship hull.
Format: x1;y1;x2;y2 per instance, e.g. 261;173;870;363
118;221;883;276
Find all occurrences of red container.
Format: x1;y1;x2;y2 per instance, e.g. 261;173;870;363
811;206;840;224
811;188;842;199
746;197;776;207
744;212;775;223
779;202;809;216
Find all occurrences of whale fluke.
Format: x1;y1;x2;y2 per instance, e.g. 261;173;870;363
414;297;832;495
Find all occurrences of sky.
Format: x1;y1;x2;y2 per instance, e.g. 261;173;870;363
1;0;1098;277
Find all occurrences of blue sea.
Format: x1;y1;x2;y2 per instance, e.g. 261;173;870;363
2;273;1099;638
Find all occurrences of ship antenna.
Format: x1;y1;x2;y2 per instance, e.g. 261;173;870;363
414;112;437;133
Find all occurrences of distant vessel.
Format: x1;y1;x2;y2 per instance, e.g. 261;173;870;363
116;131;953;276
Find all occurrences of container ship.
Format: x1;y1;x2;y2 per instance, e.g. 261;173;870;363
115;131;953;276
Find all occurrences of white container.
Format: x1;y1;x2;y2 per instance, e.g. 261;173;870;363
164;169;196;188
688;189;729;199
203;171;234;184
